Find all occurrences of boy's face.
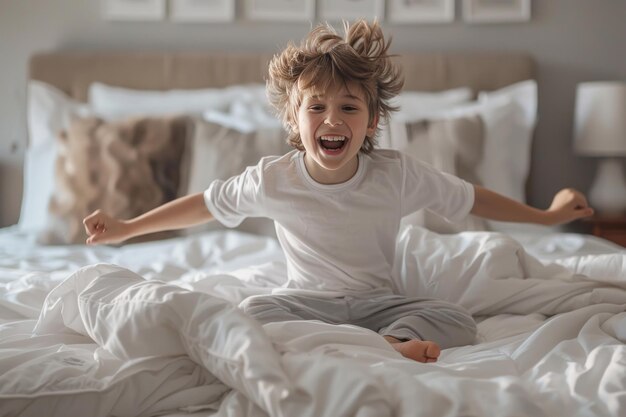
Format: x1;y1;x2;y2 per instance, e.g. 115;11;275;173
296;81;377;184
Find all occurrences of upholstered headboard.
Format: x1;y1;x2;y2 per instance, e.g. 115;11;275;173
25;51;536;238
29;51;534;102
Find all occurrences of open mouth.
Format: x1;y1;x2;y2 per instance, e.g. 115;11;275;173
318;135;348;153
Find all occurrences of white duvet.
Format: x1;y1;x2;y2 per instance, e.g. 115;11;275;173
0;226;624;417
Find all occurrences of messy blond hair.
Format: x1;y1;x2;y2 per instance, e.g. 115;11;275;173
266;19;404;153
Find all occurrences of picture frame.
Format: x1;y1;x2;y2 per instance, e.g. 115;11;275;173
244;0;315;22
387;0;455;24
102;0;166;21
462;0;531;23
170;0;235;22
317;0;385;22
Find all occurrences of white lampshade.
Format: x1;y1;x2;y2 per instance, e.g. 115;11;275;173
573;81;626;214
574;81;626;156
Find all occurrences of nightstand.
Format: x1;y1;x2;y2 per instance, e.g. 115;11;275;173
582;215;626;247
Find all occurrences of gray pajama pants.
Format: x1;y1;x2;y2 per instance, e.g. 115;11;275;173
239;293;476;349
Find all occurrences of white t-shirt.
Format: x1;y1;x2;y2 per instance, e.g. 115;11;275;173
204;149;474;297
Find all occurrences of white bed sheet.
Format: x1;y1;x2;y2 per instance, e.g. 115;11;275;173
0;226;624;417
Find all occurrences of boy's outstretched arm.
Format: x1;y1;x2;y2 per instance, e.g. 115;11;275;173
83;192;214;245
471;185;594;226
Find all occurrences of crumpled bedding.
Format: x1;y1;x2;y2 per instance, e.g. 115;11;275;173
0;226;624;417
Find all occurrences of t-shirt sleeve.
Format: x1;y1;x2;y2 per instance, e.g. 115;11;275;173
203;161;267;228
400;153;475;222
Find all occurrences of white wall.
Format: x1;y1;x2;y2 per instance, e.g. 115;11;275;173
1;0;625;226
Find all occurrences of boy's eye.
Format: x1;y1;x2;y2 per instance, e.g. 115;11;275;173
309;105;324;111
343;106;358;112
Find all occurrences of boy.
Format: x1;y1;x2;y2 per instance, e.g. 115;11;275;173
83;20;593;363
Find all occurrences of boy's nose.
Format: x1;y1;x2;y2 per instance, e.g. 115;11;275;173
324;115;343;127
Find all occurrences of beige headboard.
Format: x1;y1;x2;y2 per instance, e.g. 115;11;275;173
29;51;534;102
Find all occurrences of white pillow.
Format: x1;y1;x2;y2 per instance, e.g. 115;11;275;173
384;80;537;233
27;81;92;149
19;142;58;232
390;87;473;122
89;82;268;119
479;79;537;132
396;80;537;204
448;81;538;233
19;81;92;232
203;98;282;134
477;80;537;203
440;96;530;202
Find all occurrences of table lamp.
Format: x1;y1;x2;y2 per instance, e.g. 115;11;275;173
574;81;626;214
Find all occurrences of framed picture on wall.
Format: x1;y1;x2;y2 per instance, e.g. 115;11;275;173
462;0;531;23
170;0;235;22
318;0;385;22
387;0;455;24
103;0;166;21
244;0;315;22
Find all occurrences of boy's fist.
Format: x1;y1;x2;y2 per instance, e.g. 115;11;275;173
83;210;129;245
546;188;594;225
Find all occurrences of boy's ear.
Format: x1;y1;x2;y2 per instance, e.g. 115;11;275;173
367;114;379;136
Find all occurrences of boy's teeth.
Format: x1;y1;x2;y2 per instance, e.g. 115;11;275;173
320;135;345;141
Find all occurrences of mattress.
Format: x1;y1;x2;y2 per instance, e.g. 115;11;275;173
1;225;624;417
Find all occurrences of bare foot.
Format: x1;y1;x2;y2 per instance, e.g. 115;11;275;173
384;336;441;363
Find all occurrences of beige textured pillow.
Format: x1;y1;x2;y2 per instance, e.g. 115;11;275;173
39;116;191;245
186;119;290;194
384;115;488;233
183;119;291;237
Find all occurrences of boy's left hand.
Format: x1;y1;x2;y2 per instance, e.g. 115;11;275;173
545;188;594;225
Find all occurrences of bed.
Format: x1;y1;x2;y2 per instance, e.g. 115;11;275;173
1;51;625;417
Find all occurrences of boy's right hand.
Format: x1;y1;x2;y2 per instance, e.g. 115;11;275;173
83;210;131;245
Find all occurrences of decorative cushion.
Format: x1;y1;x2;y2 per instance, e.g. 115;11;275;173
384;115;488;233
39;116;191;245
183;118;291;237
